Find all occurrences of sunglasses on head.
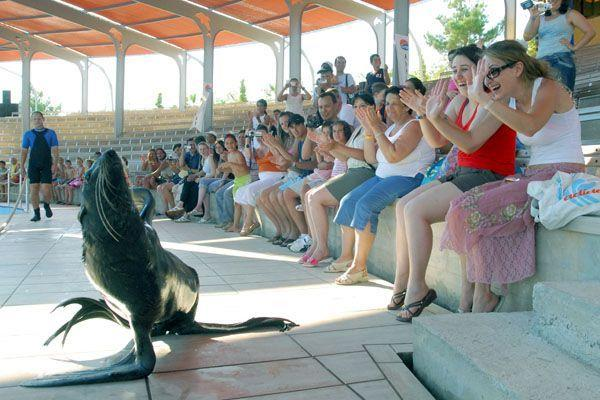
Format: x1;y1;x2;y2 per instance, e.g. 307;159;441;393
486;61;517;80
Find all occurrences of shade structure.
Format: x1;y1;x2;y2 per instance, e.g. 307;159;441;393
0;0;419;60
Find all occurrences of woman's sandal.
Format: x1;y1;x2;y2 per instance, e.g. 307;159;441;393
324;260;351;273
396;289;437;323
335;269;369;285
298;253;312;264
303;256;332;268
240;222;260;236
272;236;284;245
387;290;407;311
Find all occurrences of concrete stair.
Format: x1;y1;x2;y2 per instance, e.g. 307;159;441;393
412;282;600;400
532;281;600;370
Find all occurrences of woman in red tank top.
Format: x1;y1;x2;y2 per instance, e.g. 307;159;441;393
388;45;516;321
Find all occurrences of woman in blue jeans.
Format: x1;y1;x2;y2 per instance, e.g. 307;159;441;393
334;86;435;285
523;0;595;91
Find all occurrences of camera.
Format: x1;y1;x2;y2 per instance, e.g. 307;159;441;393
247;130;263;138
306;113;323;130
520;0;551;12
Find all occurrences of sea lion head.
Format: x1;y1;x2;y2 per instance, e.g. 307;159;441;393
79;149;136;242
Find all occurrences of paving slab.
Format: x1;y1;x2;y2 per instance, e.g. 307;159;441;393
0;208;436;399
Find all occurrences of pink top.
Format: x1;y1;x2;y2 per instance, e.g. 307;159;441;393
331;159;347;177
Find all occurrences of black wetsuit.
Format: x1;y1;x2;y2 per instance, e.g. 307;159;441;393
28;129;53;184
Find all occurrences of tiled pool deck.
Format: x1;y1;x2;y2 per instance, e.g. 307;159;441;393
0;207;445;399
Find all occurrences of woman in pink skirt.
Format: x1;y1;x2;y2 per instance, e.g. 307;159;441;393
441;40;585;313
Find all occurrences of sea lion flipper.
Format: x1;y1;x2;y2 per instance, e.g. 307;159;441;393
24;321;155;387
44;297;130;346
176;317;298;335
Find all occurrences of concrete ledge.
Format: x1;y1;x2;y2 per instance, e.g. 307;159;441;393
413;313;600;400
254;201;600;312
533;281;600;370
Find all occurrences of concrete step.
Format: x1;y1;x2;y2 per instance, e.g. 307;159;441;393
413;312;600;400
532;281;600;369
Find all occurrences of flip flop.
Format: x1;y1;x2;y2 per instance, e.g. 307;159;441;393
303;257;332;268
387;290;407;310
396;289;437;323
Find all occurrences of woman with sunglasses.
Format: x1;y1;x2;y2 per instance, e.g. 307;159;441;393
393;44;516;321
523;0;595;91
441;40;585;313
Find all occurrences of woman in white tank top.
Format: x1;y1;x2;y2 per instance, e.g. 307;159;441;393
439;40;586;316
332;86;434;286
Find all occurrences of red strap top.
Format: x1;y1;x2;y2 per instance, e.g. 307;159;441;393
455;99;516;176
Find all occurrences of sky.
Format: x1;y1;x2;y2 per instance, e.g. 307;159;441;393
0;0;528;114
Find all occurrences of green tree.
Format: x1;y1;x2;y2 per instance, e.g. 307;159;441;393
425;0;504;55
187;93;197;106
155;92;163;109
30;88;62;116
239;79;248;103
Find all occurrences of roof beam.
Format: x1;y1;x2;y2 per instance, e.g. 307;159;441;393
10;0;184;60
0;23;87;65
135;0;283;48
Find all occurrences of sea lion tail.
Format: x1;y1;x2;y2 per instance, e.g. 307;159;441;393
181;317;298;335
45;297;130;346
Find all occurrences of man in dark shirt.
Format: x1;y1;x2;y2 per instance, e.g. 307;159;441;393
21;111;59;222
365;54;390;94
165;138;201;219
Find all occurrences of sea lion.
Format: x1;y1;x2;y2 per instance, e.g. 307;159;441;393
24;149;295;387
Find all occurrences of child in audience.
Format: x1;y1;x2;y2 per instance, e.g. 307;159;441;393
441;40;585;313
0;160;7;202
217;134;251;233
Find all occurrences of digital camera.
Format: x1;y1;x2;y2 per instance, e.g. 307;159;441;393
520;0;551;12
306;113;323;130
247;130;262;138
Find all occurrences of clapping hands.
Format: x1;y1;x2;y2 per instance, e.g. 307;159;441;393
399;88;427;116
425;79;450;120
468;59;494;104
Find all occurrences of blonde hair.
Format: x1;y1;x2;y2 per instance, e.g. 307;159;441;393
485;40;552;83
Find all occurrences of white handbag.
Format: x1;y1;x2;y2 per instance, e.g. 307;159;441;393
528;171;600;230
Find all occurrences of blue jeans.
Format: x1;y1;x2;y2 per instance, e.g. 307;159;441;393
334;174;423;234
216;180;234;223
539;51;575;91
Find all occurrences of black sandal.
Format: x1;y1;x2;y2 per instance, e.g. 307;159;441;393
272;236;284;245
387;290;407;310
396;289;437;323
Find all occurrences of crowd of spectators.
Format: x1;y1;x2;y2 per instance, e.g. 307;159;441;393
155;3;595;320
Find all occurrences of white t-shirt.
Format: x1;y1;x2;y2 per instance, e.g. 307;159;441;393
252;114;267;130
336;73;356;104
338;103;356;128
285;93;305;116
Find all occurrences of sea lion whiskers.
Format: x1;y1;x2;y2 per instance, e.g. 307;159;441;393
95;174;121;242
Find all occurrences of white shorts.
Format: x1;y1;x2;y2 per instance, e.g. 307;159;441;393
234;171;285;206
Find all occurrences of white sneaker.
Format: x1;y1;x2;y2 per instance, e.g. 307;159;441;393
289;234;312;253
174;214;191;223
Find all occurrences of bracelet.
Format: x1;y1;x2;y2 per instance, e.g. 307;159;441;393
364;134;374;140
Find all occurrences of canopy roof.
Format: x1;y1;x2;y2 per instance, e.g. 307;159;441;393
0;0;415;62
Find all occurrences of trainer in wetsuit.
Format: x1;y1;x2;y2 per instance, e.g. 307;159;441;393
21;111;59;222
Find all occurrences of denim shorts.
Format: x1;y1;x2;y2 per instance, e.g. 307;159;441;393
439;167;504;192
539;51;575;92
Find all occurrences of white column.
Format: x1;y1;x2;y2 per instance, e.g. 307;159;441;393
20;50;31;132
203;33;214;131
179;51;187;111
81;58;89;114
504;0;517;40
274;39;285;94
114;48;125;138
372;13;387;62
288;2;303;81
393;0;409;85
